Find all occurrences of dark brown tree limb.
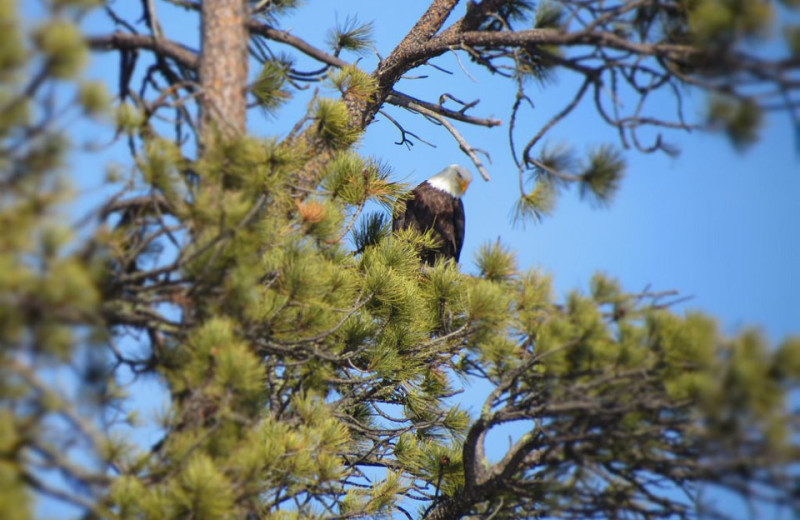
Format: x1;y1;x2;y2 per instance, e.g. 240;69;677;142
87;32;199;69
247;20;349;69
367;0;461;124
386;91;502;128
405;28;697;73
438;0;520;38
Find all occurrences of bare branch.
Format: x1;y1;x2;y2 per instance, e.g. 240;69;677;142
87;32;199;69
387;91;502;128
379;109;437;148
247;20;350;69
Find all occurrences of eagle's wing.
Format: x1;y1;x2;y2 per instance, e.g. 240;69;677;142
393;185;432;232
393;183;463;264
453;197;465;262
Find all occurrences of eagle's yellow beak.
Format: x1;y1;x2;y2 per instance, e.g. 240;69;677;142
459;178;471;195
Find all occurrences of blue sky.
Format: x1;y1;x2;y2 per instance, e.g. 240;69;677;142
26;0;800;517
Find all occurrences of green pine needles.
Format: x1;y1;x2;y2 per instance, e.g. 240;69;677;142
2;1;800;519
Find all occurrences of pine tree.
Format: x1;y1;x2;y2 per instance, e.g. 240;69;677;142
2;1;800;519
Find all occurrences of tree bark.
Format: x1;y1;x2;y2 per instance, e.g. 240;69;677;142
363;0;460;127
200;0;249;138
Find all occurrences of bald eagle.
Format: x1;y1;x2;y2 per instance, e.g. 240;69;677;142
393;164;472;265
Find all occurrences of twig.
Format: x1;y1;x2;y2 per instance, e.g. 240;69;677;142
379;109;436;148
522;76;594;166
142;0;164;40
450;48;478;82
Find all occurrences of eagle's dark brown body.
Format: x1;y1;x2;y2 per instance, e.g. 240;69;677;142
392;181;465;265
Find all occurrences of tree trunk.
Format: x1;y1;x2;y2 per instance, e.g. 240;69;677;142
200;0;249;139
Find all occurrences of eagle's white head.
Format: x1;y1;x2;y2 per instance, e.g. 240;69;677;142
426;164;473;198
